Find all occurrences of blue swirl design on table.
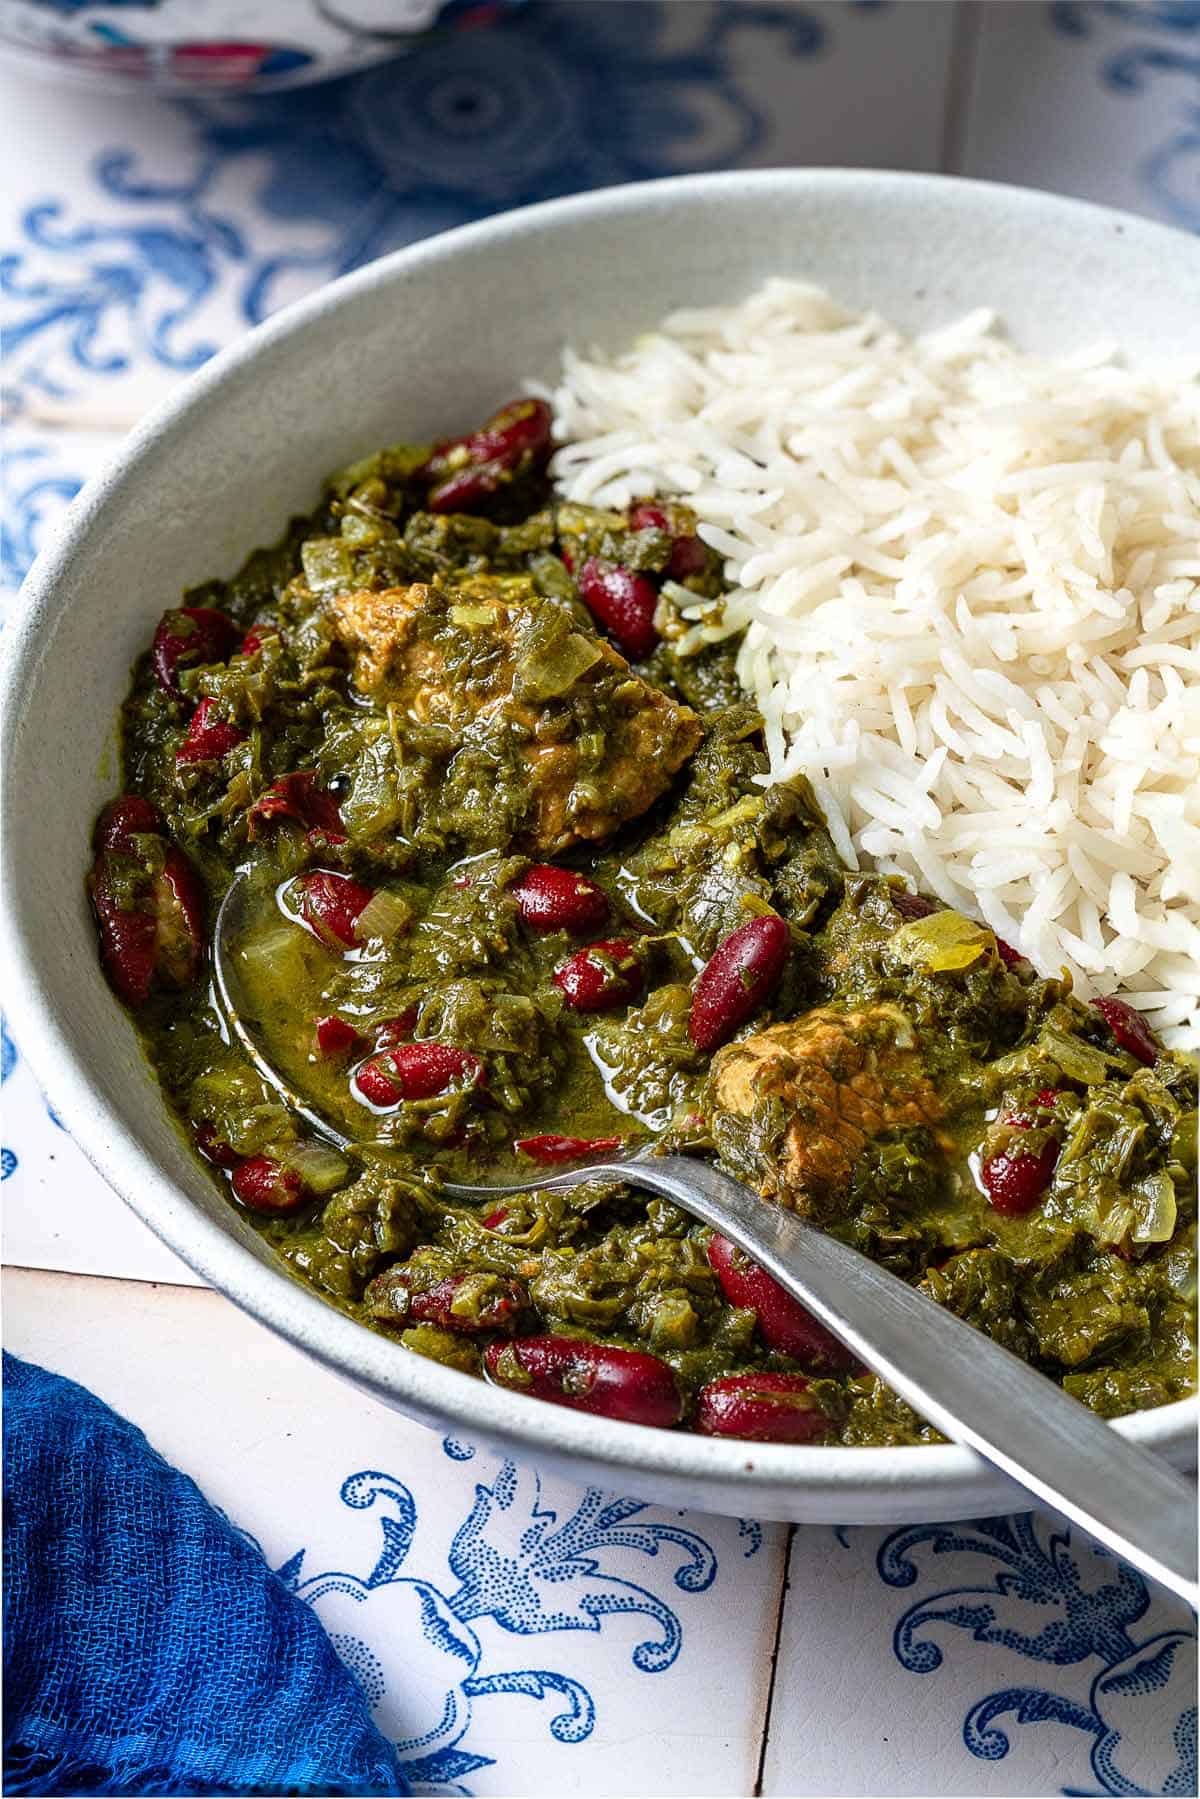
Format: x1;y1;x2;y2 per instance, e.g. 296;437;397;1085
278;1445;718;1792
1;1019;17;1181
1;1;827;413
1;184;242;414
1050;1;1200;231
2;444;85;593
878;1514;1197;1796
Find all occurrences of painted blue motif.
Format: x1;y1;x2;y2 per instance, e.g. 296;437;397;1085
1050;1;1200;231
277;1446;718;1792
1;1020;17;1179
737;1518;763;1558
1;185;242;415
1;445;84;594
878;1514;1198;1796
2;2;827;414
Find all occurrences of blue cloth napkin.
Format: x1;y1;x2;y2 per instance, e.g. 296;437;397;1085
3;1353;409;1796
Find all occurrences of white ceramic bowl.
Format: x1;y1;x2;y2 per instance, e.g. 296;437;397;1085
4;170;1197;1523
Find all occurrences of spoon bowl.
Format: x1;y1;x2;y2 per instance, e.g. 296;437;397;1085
213;869;365;1154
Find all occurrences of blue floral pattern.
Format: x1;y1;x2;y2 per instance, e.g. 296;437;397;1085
1;443;85;593
1;2;826;417
1050;1;1200;230
1;1018;17;1181
878;1515;1198;1797
276;1444;718;1792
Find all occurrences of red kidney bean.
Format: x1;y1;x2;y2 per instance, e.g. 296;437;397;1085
995;937;1024;968
485;1335;683;1428
553;939;643;1012
511;865;610;934
314;1015;361;1059
629;502;709;580
231;1154;306;1215
466;396;553;468
706;1235;855;1372
577;557;659;660
152;851;206;987
355;1042;484;1107
420;397;552;484
629;502;670;533
175;698;246;765
666;534;709;580
92;886;158;1007
194;1122;240;1169
1092;995;1158;1067
694;1372;829;1443
94;793;162;854
367;1269;530;1336
424;398;553;512
672;532;708;575
892;889;938;921
514;1134;624;1164
426;460;509;514
981;1140;1059;1217
688;915;790;1051
294;870;375;949
90;804;204;1006
152;606;237;700
247;771;346;844
980;1089;1063;1217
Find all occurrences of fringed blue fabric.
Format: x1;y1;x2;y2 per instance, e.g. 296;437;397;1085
3;1353;408;1796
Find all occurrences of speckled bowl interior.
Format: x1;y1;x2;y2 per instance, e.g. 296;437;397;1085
3;170;1197;1521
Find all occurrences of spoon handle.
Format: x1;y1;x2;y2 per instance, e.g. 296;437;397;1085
494;1155;1198;1608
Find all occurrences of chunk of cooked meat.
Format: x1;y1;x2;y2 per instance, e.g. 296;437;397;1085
326;581;701;856
708;1005;947;1220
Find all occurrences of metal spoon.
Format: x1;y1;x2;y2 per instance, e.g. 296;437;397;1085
214;874;1198;1607
214;871;362;1151
446;1154;1197;1610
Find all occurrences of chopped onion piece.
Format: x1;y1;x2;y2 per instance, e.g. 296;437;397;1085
1130;1169;1178;1243
284;1142;349;1195
354;888;413;944
301;538;355;593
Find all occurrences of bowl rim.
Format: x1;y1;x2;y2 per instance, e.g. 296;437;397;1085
4;166;1197;1513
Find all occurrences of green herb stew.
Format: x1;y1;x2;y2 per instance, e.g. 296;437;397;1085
90;397;1198;1446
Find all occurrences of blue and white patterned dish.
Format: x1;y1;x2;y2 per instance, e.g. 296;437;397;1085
0;0;521;94
3;168;1197;1525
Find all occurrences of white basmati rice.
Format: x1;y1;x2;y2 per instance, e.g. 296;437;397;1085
550;279;1200;1048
